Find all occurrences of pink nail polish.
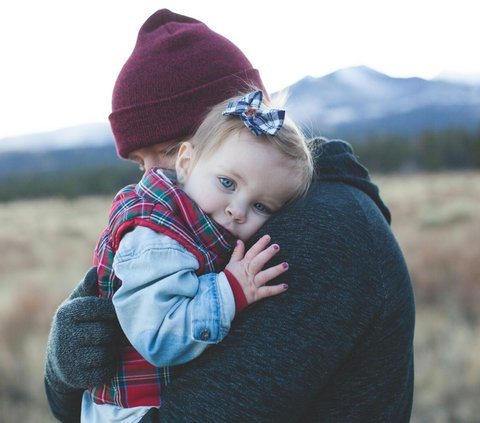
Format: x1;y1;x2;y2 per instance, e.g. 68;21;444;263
273;244;280;250
283;284;289;290
282;262;289;269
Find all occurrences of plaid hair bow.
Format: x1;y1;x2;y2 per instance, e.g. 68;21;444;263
222;90;285;136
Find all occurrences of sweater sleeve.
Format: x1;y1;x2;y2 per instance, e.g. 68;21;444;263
112;226;236;367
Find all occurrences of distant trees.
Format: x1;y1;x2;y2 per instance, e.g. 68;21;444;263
0;165;141;202
0;126;479;202
350;126;480;173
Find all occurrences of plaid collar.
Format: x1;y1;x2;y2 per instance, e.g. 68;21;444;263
136;168;235;267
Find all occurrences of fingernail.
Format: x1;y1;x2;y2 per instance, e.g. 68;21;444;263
282;262;289;269
236;239;240;245
283;284;289;290
273;244;280;250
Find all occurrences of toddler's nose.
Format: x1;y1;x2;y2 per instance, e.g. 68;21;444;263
225;204;246;223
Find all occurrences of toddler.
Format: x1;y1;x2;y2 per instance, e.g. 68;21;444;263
82;90;313;422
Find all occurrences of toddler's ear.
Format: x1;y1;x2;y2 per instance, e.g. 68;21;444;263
175;142;194;184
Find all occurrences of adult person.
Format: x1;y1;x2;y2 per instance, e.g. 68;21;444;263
44;8;415;423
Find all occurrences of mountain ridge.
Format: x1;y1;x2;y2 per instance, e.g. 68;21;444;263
283;66;480;138
1;66;479;155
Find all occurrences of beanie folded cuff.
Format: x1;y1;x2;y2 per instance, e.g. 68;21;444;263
110;69;265;159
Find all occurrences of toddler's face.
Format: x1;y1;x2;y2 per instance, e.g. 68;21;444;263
176;130;300;241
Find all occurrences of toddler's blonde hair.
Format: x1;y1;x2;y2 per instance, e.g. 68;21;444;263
188;90;313;202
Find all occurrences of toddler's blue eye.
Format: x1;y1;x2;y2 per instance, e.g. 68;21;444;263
254;203;271;214
219;177;235;190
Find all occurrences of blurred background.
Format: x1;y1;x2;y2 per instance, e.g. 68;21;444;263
0;1;479;421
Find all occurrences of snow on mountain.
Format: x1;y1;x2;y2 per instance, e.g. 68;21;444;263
284;66;480;137
434;72;480;86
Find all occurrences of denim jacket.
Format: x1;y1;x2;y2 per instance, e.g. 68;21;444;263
112;225;235;366
82;225;235;422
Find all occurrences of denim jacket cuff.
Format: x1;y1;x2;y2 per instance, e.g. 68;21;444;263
191;273;235;343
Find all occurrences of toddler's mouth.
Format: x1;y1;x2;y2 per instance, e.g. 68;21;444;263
217;221;236;237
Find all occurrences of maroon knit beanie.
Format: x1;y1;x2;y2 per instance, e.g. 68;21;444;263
109;9;266;159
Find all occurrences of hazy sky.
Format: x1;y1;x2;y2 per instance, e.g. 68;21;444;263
1;0;479;139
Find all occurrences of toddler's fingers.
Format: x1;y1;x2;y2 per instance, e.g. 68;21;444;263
255;262;289;286
230;239;245;262
244;235;271;260
256;282;289;301
248;243;281;273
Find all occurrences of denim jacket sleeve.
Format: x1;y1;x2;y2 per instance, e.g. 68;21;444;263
112;226;235;367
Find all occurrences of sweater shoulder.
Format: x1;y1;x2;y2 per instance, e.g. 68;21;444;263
265;179;405;305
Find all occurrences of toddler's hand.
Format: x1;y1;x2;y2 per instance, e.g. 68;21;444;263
225;234;289;305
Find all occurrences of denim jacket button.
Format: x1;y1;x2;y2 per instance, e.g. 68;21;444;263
200;329;210;340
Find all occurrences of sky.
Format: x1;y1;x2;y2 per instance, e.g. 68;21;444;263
0;0;479;139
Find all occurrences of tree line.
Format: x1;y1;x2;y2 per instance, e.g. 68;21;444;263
0;126;479;202
350;126;480;173
0;165;142;202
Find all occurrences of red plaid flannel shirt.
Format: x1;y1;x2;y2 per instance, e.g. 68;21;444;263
89;169;234;407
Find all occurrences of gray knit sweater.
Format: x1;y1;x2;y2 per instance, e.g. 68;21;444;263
46;139;415;422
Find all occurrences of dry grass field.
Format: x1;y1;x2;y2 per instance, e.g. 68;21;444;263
0;171;479;422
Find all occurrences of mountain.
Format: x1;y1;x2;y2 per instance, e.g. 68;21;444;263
434;71;480;86
0;123;121;178
0;66;479;179
283;66;480;138
0;123;113;153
